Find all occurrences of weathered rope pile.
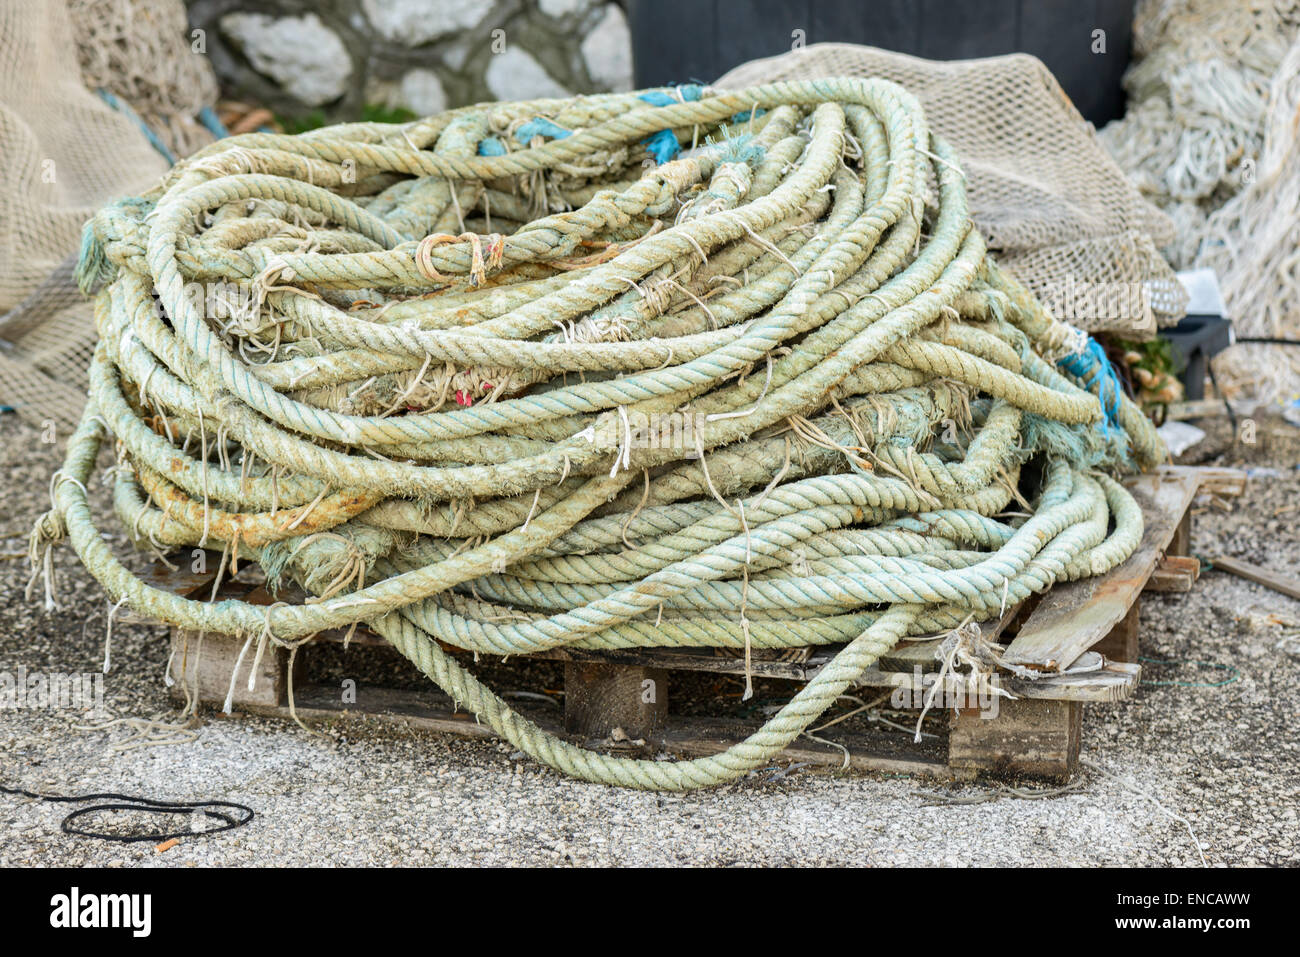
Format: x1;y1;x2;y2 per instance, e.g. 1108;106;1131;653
37;79;1163;789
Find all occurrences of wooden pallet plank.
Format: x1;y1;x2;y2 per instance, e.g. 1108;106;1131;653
234;684;975;782
1167;509;1192;558
241;684;510;740
1210;555;1300;601
853;660;1140;703
168;628;285;709
1092;602;1140;663
526;644;812;680
1144;554;1200;593
1164;464;1247;497
661;719;973;781
948;699;1081;780
564;663;667;740
1002;470;1201;672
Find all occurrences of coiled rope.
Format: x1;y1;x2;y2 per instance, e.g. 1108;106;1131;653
38;78;1164;790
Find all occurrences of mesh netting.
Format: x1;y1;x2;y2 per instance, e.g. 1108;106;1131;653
1099;0;1300;270
716;44;1188;335
0;0;193;430
68;0;221;159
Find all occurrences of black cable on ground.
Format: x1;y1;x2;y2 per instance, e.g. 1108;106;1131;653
1206;355;1237;432
0;782;254;843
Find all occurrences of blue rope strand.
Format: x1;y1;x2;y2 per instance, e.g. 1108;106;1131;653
636;85;704;164
1056;335;1124;437
95;89;175;165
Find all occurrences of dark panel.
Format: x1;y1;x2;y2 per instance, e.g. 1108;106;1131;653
809;0;919;54
626;0;720;86
1096;0;1137;122
1021;0;1104;119
712;0;814;79
628;0;1137;126
917;0;1022;60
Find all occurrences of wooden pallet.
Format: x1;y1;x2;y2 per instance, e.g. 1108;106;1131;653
145;465;1245;783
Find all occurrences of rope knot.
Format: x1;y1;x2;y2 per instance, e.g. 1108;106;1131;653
26;508;67;611
415;232;507;286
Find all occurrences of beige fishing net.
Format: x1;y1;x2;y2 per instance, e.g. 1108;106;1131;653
67;0;221;159
1100;0;1300;267
717;44;1188;338
1192;40;1300;403
0;0;214;431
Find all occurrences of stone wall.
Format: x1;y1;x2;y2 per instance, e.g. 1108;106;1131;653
187;0;633;120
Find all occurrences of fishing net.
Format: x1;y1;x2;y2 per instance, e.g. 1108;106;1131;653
0;0;215;432
1190;40;1300;403
1100;0;1300;266
716;44;1188;336
67;0;221;160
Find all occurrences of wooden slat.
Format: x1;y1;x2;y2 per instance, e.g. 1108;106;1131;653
852;660;1141;704
1144;554;1200;593
238;683;976;782
1169;464;1247;497
876;639;948;673
136;551;221;594
948;699;1080;781
661;719;973;782
1210;555;1300;601
169;628;285;708
524;644;813;680
1092;603;1140;663
564;663;667;740
1002;470;1201;672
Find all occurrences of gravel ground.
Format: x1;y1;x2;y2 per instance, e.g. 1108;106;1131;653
1;411;1297;867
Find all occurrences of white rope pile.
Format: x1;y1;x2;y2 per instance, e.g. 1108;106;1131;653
1194;42;1300;404
1100;0;1300;405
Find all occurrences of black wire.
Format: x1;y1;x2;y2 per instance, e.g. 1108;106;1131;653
1;782;254;843
1205;355;1236;432
1235;336;1300;346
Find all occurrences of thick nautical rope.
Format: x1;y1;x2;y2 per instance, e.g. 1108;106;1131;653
40;79;1164;790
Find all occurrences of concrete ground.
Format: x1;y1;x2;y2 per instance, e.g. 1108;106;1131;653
1;411;1297;866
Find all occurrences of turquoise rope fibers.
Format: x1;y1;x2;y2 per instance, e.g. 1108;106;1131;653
1057;335;1125;437
95;89;175;164
477;85;705;160
197;105;229;140
515;117;572;141
638;85;704;163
